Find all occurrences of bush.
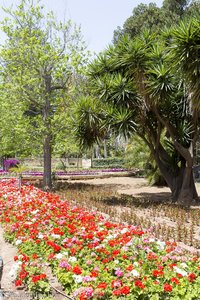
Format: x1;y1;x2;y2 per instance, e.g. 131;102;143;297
4;159;20;171
92;157;125;169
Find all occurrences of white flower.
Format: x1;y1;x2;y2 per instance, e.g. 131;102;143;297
31;209;39;215
133;262;139;267
114;260;119;264
156;240;165;250
149;238;155;242
130;269;140;277
72;275;83;283
180;262;187;269
68;256;77;263
15;239;22;245
173;266;188;276
55;253;63;259
51;233;61;239
121;228;128;234
38;234;44;239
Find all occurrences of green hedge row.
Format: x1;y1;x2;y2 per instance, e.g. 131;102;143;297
92;157;125;169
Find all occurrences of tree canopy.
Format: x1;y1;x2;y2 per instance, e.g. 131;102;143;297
76;15;200;206
0;0;88;189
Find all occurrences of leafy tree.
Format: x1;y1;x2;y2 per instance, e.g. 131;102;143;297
113;3;165;42
0;0;87;189
77;17;200;206
162;0;190;17
113;0;198;43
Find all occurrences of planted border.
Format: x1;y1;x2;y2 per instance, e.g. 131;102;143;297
0;179;199;299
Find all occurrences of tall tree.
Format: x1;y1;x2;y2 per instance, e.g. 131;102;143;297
0;0;87;189
113;0;198;43
162;0;190;17
113;3;164;42
77;17;200;206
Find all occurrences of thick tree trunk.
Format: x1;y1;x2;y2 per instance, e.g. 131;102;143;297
154;147;199;206
177;166;199;206
43;133;52;191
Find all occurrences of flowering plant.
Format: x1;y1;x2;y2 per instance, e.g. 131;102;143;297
3;159;20;171
0;179;199;299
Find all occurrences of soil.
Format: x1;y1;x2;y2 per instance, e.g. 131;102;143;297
68;176;200;201
0;176;199;299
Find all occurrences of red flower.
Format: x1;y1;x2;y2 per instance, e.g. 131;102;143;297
126;265;134;271
40;273;47;280
32;275;41;283
164;283;172;292
15;279;22;286
135;280;145;289
147;252;158;260
121;286;130;295
72;265;82;275
152;269;164;277
188;273;196;282
97;282;107;289
19;270;28;279
170;277;180;284
90;270;99;277
112;289;121;296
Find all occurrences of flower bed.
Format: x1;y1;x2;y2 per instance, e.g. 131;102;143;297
0;179;199;299
0;168;131;178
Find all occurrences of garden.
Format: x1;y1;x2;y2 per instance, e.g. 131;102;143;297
0;177;199;299
0;0;200;299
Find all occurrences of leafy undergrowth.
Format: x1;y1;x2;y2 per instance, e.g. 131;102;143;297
0;179;199;300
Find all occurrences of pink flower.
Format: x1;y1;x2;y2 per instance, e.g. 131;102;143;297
115;268;124;277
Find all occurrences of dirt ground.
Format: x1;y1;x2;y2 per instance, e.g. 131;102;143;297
69;176;200;201
0;176;199;299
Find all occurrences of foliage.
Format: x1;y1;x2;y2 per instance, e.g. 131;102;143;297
78;15;200;205
73;95;106;150
92;157;125;169
125;136;166;186
113;0;199;43
0;0;88;189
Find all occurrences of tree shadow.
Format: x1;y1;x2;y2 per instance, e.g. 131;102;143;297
101;192;172;208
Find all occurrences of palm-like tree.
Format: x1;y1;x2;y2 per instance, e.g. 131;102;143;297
79;22;200;206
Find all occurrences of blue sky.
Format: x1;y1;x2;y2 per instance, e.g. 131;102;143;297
0;0;163;54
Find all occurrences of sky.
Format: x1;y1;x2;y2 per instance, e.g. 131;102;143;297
0;0;163;54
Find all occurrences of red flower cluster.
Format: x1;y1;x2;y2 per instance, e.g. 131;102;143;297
113;286;130;296
32;273;47;283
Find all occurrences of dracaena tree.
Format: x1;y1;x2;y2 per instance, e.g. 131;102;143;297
77;18;200;206
0;0;87;189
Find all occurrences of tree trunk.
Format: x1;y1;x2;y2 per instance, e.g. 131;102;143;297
154;147;199;206
43;74;52;191
43;133;52;191
103;139;107;158
177;166;199;206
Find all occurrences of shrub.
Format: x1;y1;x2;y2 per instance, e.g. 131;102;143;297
4;159;20;171
92;157;125;169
